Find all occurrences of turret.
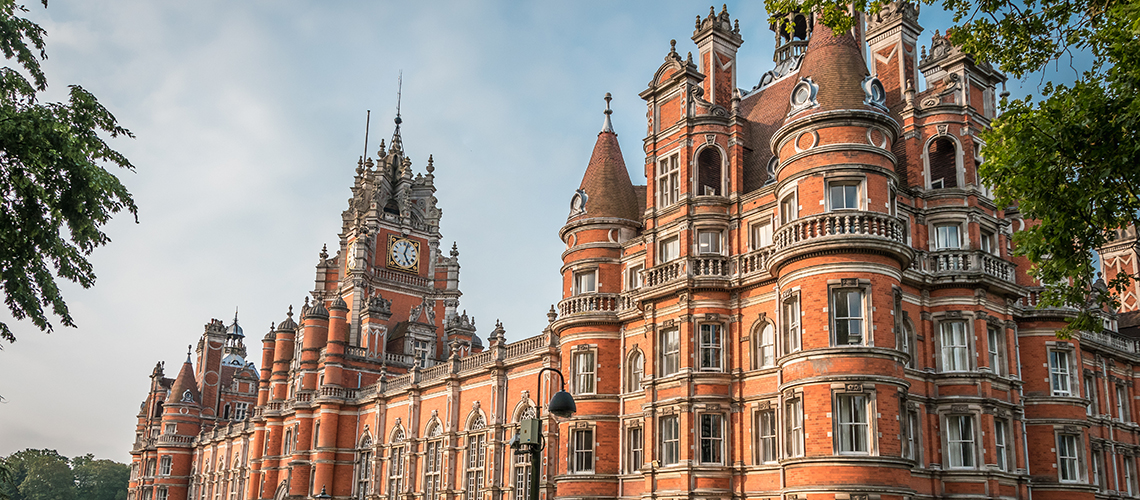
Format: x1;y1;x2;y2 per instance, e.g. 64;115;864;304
866;0;923;112
692;5;742;110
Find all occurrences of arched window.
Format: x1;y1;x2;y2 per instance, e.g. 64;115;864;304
756;323;776;368
928;137;958;188
465;415;487;500
697;148;723;196
423;422;444;500
356;436;373;500
388;428;406;500
626;350;645;392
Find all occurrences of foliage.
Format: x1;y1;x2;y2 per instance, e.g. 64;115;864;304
0;0;137;346
764;0;1140;336
0;450;129;500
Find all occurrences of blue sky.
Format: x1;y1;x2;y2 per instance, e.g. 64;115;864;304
0;1;1080;463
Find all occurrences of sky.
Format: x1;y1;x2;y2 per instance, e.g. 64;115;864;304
0;0;1081;464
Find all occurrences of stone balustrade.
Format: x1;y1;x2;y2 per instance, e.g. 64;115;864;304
558;293;620;318
774;210;906;250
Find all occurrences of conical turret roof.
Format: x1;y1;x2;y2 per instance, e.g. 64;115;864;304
570;94;639;223
168;349;200;405
786;16;875;120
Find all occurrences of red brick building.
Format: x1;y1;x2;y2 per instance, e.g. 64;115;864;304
129;4;1140;500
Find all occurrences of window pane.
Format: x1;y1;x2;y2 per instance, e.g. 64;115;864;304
833;290;863;345
700;324;722;371
936;225;960;249
700;414;723;463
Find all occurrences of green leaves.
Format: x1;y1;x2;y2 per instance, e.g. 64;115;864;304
0;1;136;345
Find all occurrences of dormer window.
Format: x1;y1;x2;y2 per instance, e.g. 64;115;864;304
696;148;722;196
182;390;194;403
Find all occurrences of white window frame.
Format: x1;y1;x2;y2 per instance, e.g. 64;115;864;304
750;219;773;250
1117;384;1130;421
946;414;976;469
699;413;725;464
570;428;595;474
785;396;804;457
994;419;1010;471
234;402;248;421
934;223;962;250
387;442;405;500
940;320;971;372
660;328;680;377
904;408;920;461
827;180;861;211
698;323;723;372
831;287;866;346
159;456;172;476
1126;456;1137;496
835;393;871;454
658;236;680;264
1093;448;1106;490
660;415;680;465
626;350;644;392
573;349;596;395
757;408;777;463
573;270;597;295
627;426;643;472
656;154;680;209
511;451;530;500
980;229;997;255
1085;374;1098;416
783;293;801;354
697;229;722;255
1049;350;1072;396
424;438;444;500
757;323;776;368
464;433;486;500
779;193;798;225
987;325;1004;376
626;264;644;290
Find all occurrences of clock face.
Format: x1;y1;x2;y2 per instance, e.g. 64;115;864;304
388;236;420;271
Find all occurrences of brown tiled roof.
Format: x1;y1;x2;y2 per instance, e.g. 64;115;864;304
573;131;639;222
633;185;647;219
791;17;872;118
738;72;799;192
168;358;200;405
1118;310;1140;338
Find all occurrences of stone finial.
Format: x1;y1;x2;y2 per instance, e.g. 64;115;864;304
378;139;386;158
450;242;459;258
670;39;677;56
320;244;329;261
601;93;614;133
426;154;435;173
547;305;558;323
695;15;701;29
356;157;365;175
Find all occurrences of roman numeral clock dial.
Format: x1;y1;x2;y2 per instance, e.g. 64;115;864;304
386;235;420;273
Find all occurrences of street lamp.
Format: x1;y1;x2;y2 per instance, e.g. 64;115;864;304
511;367;576;500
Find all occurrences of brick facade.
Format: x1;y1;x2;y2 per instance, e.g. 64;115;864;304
128;4;1140;500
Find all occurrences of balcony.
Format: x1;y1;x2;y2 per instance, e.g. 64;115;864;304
769;211;910;271
907;249;1020;293
557;293;620;320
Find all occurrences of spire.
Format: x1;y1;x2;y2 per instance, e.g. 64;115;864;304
226;308;243;338
168;347;200;405
390;72;404;154
570;94;638;222
601;93;614;133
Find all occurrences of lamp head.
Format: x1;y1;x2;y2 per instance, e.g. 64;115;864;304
547;390;577;419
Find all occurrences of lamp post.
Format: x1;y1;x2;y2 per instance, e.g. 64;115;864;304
511;367;576;500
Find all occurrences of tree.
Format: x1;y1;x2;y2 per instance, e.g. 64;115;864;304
764;0;1140;336
71;455;128;500
0;0;137;346
18;455;75;500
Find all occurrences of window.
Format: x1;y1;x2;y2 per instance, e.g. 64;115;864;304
903;409;920;461
980;230;996;255
627;264;644;290
697;147;722;196
835;394;869;454
414;340;431;366
627;427;643;472
658;236;679;264
159;456;172;476
901;318;917;369
660;416;680;465
935;224;961;249
164;423;176;435
757;409;777;463
750;221;773;249
698;324;723;371
657;155;680;208
1085;374;1098;416
1049;350;1072;396
757;323;776;368
1093;449;1106;490
627;351;644;392
387;443;405;500
465;434;486;500
987;326;1004;375
940;321;969;372
946;415;975;468
832;289;864;345
573;350;596;394
783;295;801;353
1125;457;1137;496
356;438;373;500
573;270;596;295
223;404;231;420
570;429;594;473
698;414;724;463
1118;385;1129;421
786;397;804;457
928;137;958;188
156;489;168;500
697;230;721;254
424;438;443;500
234;402;248;421
828;182;859;210
660;328;680;377
780;194;797;224
511;451;530;500
994;419;1009;471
